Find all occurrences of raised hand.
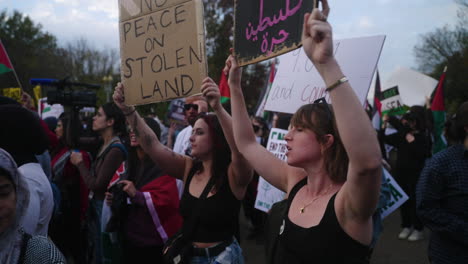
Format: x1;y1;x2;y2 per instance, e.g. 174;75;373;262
201;77;222;111
113;82;134;114
301;0;333;68
223;49;242;88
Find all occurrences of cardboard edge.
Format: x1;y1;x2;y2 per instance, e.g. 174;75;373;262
119;0;193;23
194;0;208;81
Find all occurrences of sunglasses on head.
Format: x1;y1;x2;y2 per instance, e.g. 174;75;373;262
184;103;199;111
313;97;332;121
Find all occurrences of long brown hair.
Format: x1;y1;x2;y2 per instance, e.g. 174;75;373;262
192;113;231;191
290;103;349;183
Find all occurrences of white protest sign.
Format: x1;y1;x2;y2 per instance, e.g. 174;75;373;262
380;86;408;116
119;0;207;106
380;168;408;219
383;67;438;107
255;128;287;212
39;98;64;119
265;35;385;114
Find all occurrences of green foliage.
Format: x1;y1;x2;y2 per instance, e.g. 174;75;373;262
0;10;69;91
414;0;468;114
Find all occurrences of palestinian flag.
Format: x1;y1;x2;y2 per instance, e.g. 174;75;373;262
431;66;447;154
0;40;20;89
255;60;276;118
219;71;230;104
1;40;22;102
372;71;382;130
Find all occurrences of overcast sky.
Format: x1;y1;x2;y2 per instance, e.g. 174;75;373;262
0;0;459;82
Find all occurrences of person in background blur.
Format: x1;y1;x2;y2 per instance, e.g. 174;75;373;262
49;113;91;262
417;101;468;264
171;96;208;155
0;148;66;264
244;116;269;239
70;102;127;264
105;117;182;263
381;110;431;241
0;102;54;237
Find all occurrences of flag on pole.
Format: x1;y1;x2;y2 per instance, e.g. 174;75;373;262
372;71;382;130
219;71;230;104
0;40;22;102
431;66;447;154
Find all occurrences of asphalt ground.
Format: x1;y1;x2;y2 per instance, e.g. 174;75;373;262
240;208;430;264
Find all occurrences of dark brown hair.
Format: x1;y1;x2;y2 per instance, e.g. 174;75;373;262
290;103;349;183
192;113;231;191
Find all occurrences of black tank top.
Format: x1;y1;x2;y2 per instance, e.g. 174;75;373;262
179;167;240;242
278;178;371;264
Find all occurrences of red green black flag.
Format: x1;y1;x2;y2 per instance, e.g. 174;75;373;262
431;66;447;154
0;40;21;89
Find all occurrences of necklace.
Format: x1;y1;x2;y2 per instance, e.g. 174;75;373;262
299;184;334;214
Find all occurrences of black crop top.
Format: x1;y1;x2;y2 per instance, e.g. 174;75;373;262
277;178;371;264
179;167;240;243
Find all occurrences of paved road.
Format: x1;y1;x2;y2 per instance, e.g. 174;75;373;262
240;209;430;264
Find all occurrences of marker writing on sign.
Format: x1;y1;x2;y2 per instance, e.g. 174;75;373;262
245;0;303;54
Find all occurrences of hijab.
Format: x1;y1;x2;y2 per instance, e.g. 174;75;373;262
0;148;30;264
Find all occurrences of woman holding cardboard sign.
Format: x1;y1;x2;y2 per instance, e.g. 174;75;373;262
228;0;381;263
113;80;253;263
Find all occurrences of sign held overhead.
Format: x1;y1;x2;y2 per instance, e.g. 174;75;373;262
119;0;208;106
234;0;316;66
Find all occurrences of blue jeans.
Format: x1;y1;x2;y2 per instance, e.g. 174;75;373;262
190;238;244;264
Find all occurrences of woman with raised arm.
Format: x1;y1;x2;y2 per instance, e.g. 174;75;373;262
113;78;253;263
228;1;382;263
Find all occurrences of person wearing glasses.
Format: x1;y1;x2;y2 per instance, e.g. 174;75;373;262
228;0;381;262
172;96;208;156
112;77;253;263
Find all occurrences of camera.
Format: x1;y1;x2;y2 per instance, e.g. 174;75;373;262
30;78;99;107
106;182;128;232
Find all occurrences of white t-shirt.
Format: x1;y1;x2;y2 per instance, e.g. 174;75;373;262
18;163;54;236
173;125;192;155
172;125;193;198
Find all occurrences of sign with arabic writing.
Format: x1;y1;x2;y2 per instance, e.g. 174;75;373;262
119;0;207;106
265;35;386;114
234;0;316;66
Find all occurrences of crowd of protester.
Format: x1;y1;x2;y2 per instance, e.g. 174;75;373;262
1;1;467;263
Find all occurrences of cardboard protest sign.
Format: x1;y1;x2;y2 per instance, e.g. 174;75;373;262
255;128;287;212
380;168;408;218
264;35;385;114
119;0;208;106
234;0;316;66
380;86;409;116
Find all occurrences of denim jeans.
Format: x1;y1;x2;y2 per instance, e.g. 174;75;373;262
190;238;244;264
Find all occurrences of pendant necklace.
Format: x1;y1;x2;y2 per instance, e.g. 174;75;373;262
299;184;334;214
